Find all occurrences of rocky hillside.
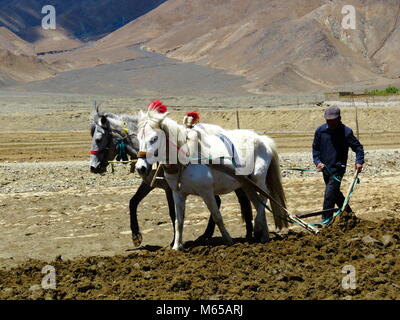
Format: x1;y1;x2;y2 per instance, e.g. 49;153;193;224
0;0;168;42
96;0;400;93
0;27;34;55
1;0;400;94
0;27;58;82
0;0;169;83
0;49;58;82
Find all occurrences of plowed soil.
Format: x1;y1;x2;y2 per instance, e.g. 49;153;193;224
0;214;399;300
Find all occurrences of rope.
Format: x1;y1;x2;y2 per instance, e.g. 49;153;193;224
280;167;360;227
282;166;353;184
322;166;343;183
257;196;294;225
282;167;319;173
321;174;360;225
294;175;359;227
254;191;322;233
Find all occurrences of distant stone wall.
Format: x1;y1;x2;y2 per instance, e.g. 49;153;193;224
324;92;400;107
168;106;400;134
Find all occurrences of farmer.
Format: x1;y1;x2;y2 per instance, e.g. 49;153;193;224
312;106;364;223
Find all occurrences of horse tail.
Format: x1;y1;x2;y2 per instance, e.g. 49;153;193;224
263;137;289;230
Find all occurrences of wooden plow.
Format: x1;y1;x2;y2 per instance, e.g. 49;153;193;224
210;164;320;234
210;164;360;234
294;170;360;225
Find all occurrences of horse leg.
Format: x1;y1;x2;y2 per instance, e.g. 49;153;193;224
234;188;253;239
252;172;271;243
130;181;154;247
154;178;177;247
163;184;177;248
201;192;233;246
254;199;269;243
243;187;269;243
172;192;187;251
195;195;220;243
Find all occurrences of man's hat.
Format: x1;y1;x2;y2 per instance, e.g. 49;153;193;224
324;106;341;120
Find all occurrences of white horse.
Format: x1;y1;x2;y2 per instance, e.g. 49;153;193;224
135;110;288;250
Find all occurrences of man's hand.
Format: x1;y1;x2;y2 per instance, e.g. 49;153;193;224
355;163;363;173
316;163;325;172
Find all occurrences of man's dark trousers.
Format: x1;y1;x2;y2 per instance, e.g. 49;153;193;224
322;169;352;221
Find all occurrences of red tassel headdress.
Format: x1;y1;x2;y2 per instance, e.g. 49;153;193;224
186;111;200;124
148;100;168;113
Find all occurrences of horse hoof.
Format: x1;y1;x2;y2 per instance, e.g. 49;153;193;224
224;238;234;246
194;235;209;244
254;230;262;242
172;244;184;251
245;233;253;241
132;233;142;247
254;230;269;243
260;235;269;244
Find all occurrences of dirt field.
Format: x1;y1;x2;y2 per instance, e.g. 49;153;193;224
1;130;400;162
1;215;399;300
0;96;399;300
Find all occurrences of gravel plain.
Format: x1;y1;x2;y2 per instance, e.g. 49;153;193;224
1;149;399;194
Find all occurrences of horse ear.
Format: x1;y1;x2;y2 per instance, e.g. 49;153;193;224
93;101;99;114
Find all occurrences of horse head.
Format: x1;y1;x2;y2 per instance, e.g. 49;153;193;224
90;109;138;174
135;109;169;177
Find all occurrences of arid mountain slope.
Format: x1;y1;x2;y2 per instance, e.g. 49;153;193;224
0;0;168;44
95;0;400;93
0;0;170;82
0;49;57;82
0;27;34;55
0;1;170;84
2;0;400;94
0;27;58;83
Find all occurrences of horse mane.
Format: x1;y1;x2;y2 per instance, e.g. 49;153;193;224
138;110;188;148
90;111;138;136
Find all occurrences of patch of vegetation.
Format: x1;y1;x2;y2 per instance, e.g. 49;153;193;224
364;86;400;95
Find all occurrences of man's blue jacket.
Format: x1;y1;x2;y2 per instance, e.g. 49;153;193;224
312;122;364;173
